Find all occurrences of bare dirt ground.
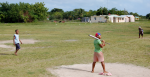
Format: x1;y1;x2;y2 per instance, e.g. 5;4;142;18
0;39;39;50
47;63;150;77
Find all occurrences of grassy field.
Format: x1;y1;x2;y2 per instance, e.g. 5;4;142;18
0;21;150;77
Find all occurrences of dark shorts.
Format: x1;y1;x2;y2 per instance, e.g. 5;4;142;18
139;33;143;36
16;43;20;50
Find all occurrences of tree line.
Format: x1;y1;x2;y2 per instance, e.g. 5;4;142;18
0;2;48;23
0;2;149;23
48;7;143;20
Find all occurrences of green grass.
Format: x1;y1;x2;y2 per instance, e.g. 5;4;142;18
0;21;150;77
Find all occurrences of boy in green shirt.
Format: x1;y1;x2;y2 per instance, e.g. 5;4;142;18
91;33;112;76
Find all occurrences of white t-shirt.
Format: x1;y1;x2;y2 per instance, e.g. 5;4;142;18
14;34;20;44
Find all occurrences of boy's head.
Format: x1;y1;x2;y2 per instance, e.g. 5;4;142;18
95;33;101;39
15;29;19;34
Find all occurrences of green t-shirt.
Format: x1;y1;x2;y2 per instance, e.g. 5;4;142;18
94;39;102;53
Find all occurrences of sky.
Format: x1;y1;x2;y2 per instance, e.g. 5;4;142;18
0;0;150;16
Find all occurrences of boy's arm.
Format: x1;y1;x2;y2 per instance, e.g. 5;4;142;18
99;40;105;48
19;39;22;44
13;36;15;45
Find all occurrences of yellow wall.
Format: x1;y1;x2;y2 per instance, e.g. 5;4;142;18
135;18;139;20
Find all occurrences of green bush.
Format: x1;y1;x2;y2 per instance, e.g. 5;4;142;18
0;2;48;23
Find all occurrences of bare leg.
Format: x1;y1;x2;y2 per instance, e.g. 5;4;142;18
15;49;19;56
91;62;96;73
101;61;108;73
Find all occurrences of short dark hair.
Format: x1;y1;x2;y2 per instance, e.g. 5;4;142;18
15;29;18;32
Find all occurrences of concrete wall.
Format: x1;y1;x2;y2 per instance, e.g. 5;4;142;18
118;18;125;22
130;16;135;22
125;17;129;22
120;15;135;22
91;16;107;23
109;16;129;23
108;16;113;23
91;15;134;23
82;17;90;22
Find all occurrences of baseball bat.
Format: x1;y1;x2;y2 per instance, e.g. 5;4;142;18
88;34;110;45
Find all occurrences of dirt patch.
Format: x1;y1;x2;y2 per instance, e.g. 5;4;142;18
142;37;150;40
47;63;150;77
20;39;39;44
0;39;39;50
0;34;12;35
25;46;53;49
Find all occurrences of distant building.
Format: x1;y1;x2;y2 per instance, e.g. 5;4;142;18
120;15;135;22
91;15;107;23
82;17;90;22
90;14;135;23
135;16;139;20
109;15;129;23
47;17;49;20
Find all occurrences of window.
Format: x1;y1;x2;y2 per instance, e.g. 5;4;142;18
94;17;96;20
122;18;124;20
99;17;101;20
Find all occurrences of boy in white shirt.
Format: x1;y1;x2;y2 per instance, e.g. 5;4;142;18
13;29;22;55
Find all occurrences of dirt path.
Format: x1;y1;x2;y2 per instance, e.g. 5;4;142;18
0;39;39;50
47;63;150;77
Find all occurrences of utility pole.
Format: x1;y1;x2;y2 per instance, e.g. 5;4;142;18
124;8;125;15
107;0;108;15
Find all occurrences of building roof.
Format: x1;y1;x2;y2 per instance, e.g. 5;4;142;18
108;15;118;16
135;16;139;18
99;15;107;16
120;15;134;17
91;15;108;17
108;15;126;18
113;16;126;18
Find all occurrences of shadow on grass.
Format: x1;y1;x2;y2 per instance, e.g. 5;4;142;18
0;53;13;55
145;26;150;28
143;27;150;34
144;31;150;34
60;67;91;72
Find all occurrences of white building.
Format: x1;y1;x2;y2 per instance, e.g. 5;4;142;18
120;15;135;22
90;14;135;23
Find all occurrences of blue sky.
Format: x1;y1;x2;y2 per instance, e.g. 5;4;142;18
0;0;150;16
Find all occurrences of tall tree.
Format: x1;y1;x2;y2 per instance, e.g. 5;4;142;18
108;8;118;14
129;12;134;15
96;7;108;15
123;10;128;15
50;8;64;13
73;8;85;18
63;11;75;20
116;10;124;15
84;10;96;17
133;13;139;16
146;13;150;20
0;2;48;23
33;2;48;21
129;12;139;16
49;8;64;20
53;12;63;19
